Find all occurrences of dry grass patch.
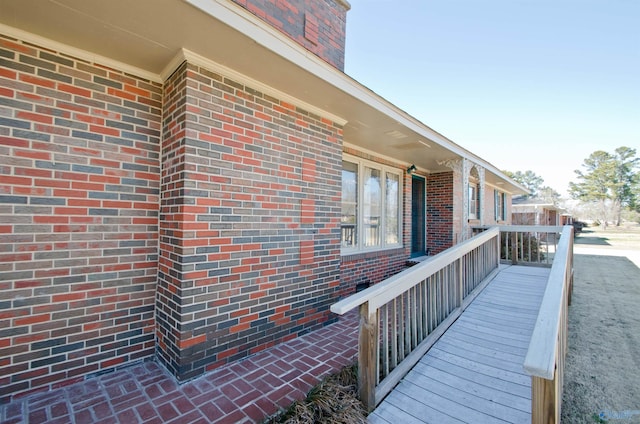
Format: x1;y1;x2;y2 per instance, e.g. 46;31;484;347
264;364;367;424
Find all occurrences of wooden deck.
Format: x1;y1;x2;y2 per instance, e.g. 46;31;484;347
368;265;550;424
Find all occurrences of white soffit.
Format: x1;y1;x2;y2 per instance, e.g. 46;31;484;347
162;49;348;126
0;23;161;83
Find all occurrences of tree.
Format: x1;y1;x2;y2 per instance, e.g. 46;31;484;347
632;172;640;213
503;170;544;198
614;147;640;219
536;186;561;204
568;147;639;228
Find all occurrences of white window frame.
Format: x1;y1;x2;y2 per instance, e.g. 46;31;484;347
494;190;506;222
341;154;403;254
468;182;479;220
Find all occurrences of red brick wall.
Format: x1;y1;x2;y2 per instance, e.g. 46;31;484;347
426;171;454;254
155;62;189;378
0;35;161;402
155;61;344;381
231;0;349;70
340;249;407;294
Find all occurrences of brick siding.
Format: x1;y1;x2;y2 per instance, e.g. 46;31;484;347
0;34;162;402
426;171;454;254
155;61;344;381
340;249;408;294
230;0;349;70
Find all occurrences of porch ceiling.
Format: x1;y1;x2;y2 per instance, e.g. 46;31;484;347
0;0;527;194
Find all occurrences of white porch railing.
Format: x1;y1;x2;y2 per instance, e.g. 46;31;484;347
330;227;501;411
524;225;574;423
473;225;563;266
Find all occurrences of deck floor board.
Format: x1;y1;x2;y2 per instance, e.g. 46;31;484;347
369;265;549;424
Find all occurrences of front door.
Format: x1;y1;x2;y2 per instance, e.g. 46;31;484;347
411;176;426;257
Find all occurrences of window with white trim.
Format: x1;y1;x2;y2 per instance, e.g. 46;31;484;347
341;156;402;252
468;182;479;220
494;190;506;221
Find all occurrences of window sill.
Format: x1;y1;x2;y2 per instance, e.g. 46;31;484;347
341;246;405;262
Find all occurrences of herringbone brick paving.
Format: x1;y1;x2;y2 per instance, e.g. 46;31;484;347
0;311;358;424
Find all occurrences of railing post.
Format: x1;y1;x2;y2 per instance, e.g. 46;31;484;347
359;301;378;412
510;231;518;265
531;372;559;424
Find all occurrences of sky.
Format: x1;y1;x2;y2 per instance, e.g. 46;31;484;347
343;0;640;196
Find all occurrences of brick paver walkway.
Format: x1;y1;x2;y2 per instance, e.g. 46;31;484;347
0;312;358;424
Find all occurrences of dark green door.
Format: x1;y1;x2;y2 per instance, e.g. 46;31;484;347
411;176;425;257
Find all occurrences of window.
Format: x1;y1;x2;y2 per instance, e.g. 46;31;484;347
385;173;400;245
468;183;479;220
494;190;506;221
341;157;402;252
341;161;358;248
363;166;381;247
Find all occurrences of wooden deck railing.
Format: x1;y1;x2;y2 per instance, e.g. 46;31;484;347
473;225;563;266
330;227;501;411
524;225;574;424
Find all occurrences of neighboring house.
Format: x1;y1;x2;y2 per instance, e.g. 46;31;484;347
0;0;526;402
511;197;564;226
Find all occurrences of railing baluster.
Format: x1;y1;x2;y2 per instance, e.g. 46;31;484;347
445;266;450;314
381;302;389;379
398;294;403;362
444;268;449;318
437;269;443;324
465;254;470;295
406;290;411;351
411;286;418;349
415;284;422;343
390;298;397;370
454;262;458;311
457;258;463;308
421;279;427;337
452;262;457;311
428;276;435;332
470;250;475;288
474;249;478;287
433;272;442;328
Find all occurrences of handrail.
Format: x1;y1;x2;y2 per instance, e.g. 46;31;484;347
331;227;500;315
474;224;563;233
330;227;501;411
472;225;563;266
523;225;574;423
